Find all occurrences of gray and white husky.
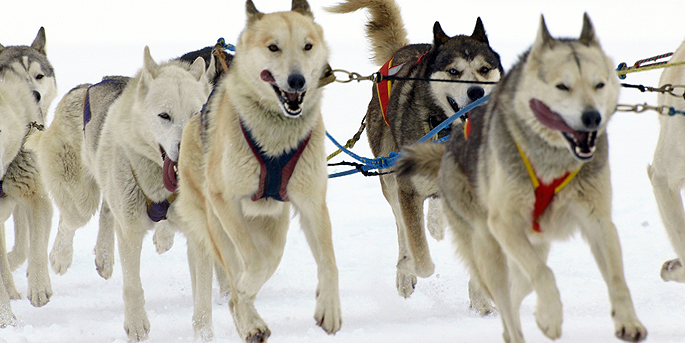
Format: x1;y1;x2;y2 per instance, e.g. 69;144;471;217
30;47;212;341
327;0;503;298
396;14;647;343
0;69;53;327
648;39;685;283
0;27;57;274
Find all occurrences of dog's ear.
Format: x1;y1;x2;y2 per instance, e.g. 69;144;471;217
532;15;555;51
139;46;157;97
471;17;489;45
246;0;264;24
433;22;450;47
205;54;217;84
292;0;313;18
579;13;600;47
31;27;47;55
189;56;207;83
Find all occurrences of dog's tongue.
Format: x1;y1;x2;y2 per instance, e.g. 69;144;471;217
163;157;178;193
261;70;276;83
529;99;576;134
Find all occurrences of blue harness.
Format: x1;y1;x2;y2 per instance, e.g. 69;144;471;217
239;121;311;202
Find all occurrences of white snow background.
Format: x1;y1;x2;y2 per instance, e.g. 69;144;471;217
2;1;685;342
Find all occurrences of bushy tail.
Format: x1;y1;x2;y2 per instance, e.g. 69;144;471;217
395;143;445;196
326;0;409;65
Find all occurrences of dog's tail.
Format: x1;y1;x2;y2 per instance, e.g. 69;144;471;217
395;143;445;196
23;128;43;151
326;0;409;65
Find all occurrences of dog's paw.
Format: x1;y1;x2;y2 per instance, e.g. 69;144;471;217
49;239;74;275
397;255;434;279
125;312;150;342
660;258;685;282
469;294;496;316
26;282;52;307
94;246;114;280
0;304;18;328
245;327;271;343
152;225;175;254
395;270;417;298
615;321;647;342
193;315;214;342
535;296;562;340
314;286;342;335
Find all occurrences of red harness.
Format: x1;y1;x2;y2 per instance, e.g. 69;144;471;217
376;54;426;126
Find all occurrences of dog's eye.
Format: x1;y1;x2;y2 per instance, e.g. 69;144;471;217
304;43;313;51
478;67;491;74
35;74;44;80
158;113;170;120
595;82;605;90
268;44;279;52
448;69;462;76
556;83;570;91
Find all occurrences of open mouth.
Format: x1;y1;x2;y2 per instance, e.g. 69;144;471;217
529;98;597;161
261;70;305;117
160;146;178;193
447;96;460;113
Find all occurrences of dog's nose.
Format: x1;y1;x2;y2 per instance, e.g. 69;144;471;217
581;110;602;129
32;90;41;103
467;86;484;101
288;74;306;91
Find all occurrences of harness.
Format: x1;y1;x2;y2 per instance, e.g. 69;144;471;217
463;118;578;233
240;120;311;202
83;78;118;129
515;143;579;233
131;166;178;222
376;54;427;126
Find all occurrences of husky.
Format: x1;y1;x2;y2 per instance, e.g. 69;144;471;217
0;27;57;273
327;0;503;298
176;0;342;341
30;47;212;341
396;14;647;343
41;45;228;280
648;40;685;283
0;70;53;327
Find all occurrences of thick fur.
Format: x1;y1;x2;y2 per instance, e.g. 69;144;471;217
0;70;53;327
396;15;647;343
176;1;342;341
36;46;225;281
0;27;57;274
31;47;212;341
327;0;503;298
648;39;685;283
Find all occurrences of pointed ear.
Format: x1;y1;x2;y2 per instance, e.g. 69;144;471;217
579;13;599;46
31;27;47;55
292;0;313;17
532;15;554;52
471;17;489;45
189;56;207;82
205;54;217;83
138;46;156;97
433;22;450;47
246;0;264;25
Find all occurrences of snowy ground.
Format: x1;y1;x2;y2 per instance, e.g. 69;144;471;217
3;1;685;342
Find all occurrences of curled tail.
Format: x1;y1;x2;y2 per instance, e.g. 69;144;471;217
326;0;409;65
395;143;445;196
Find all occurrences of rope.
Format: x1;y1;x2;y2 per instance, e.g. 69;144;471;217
616;52;685;79
327;115;366;161
326;95;489;178
621;82;685;99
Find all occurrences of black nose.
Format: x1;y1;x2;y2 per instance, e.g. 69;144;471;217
467;86;484;102
32;90;41;103
287;74;306;91
581;110;602;129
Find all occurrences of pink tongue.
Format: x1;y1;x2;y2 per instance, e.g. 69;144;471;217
163;157;178;193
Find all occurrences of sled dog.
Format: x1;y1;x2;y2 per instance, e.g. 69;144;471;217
0;70;53;327
176;0;342;341
41;45;227;280
648;39;685;283
0;27;57;273
327;0;503;297
396;14;647;343
31;47;212;341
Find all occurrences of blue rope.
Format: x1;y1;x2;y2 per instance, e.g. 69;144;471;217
327;95;489;178
668;107;685;116
215;37;235;52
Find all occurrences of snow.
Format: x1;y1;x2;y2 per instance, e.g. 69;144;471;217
2;1;685;342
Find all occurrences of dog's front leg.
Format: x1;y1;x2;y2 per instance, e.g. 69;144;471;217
581;217;647;342
487;207;562;340
0;223;18;327
25;193;53;307
295;197;342;335
7;207;29;270
186;236;213;341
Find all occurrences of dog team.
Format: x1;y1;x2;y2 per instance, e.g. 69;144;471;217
2;0;684;341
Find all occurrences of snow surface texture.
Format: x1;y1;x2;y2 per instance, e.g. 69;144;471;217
2;1;685;342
